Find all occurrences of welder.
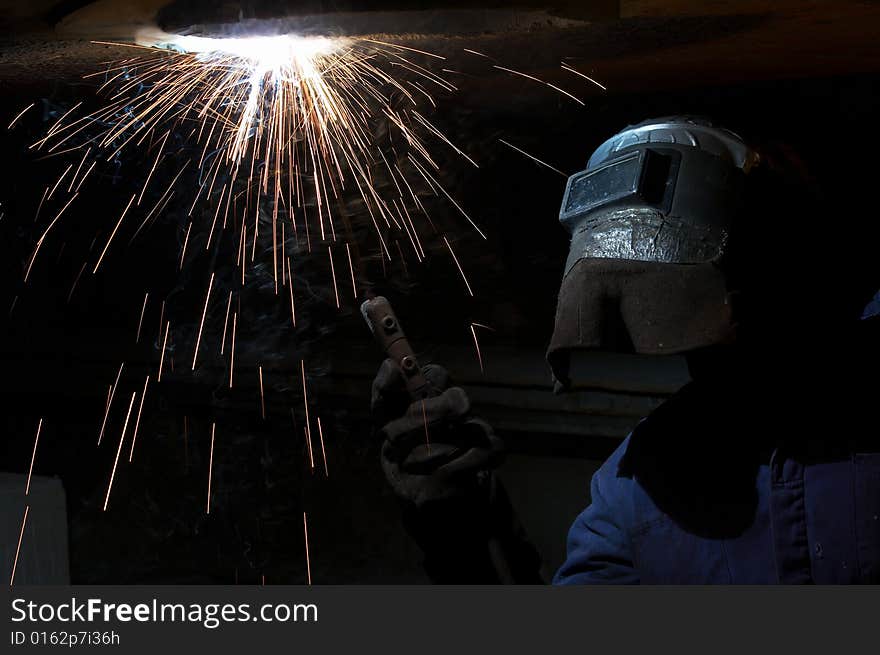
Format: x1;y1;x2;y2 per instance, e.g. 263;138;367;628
371;116;880;583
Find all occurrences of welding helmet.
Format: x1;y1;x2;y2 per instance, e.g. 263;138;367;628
547;117;760;388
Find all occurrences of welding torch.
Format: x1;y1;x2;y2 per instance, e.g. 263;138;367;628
360;296;436;402
360;295;523;584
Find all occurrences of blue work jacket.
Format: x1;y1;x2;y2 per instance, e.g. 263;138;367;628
554;379;880;585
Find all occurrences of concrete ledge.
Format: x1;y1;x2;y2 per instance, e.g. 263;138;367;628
1;474;70;585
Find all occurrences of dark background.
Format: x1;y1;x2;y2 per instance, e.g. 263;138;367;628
1;0;879;584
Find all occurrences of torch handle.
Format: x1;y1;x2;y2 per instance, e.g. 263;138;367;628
361;296;435;401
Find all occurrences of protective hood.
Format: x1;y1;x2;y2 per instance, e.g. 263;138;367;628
548;117;757;388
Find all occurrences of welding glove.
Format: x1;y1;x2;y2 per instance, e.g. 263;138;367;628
372;359;543;583
371;358;504;506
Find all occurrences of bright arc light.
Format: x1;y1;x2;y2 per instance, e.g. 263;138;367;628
112;28;469;246
154;33;349;164
31;27;484;305
168;33;342;69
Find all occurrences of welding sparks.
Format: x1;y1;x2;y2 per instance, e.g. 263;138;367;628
179;221;193;270
470;321;495;374
47;165;72;201
470;323;485;373
8;103;35;130
158;321;170;381
207;423;216;515
9;505;29;587
93;194;136;274
191;272;215;370
157;300;166;343
301;360;315;471
98;362;125;446
345;243;357;297
128;375;150;463
25;419;42;497
228;313;237;388
493;65;584;106
303;511;312;585
24;193;79;283
136;292;149;343
11;27;561;567
103;392;137;512
443;236;474;297
328;246;340;309
561;63;608;92
220;291;233;355
499;139;567;178
258;366;266;419
317;417;329;477
28;30;498;321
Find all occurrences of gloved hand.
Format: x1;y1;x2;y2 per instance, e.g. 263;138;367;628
371;358;505;507
371;358;544;583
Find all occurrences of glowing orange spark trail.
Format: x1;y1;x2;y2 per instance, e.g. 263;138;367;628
317;417;329;477
345;243;357;297
328;246;340;308
136;292;149;343
228;313;237;389
32;101;82;148
470;324;485;373
69;147;91;193
103;392;137;511
259;366;266;419
158;321;170;381
7;103;34;130
9;505;29;587
191;272;215;370
443;236;474;297
98;362;125;446
366;39;446;60
207;423;216;515
179;221;193;270
157;300;166;342
24;192;79;283
128;375;150;462
130;162;187;244
47;164;72;201
33;187;48;225
138;130;169;205
561;63;608;91
409;158;486;240
301;360;314;471
93;193;137;273
499;139;567;178
303;511;312;585
493;65;585;106
25;419;42;496
74;161;97;194
220;291;233;355
281;222;287;286
305;426;315;471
